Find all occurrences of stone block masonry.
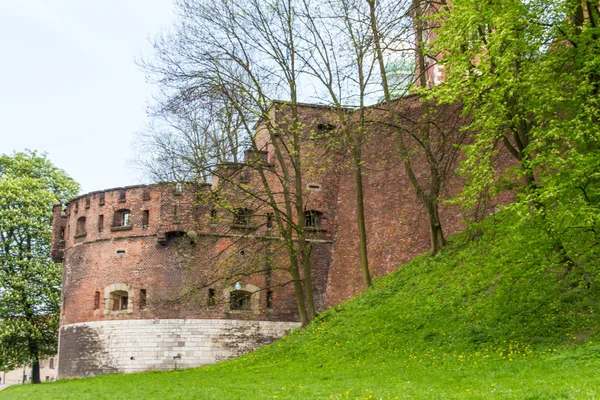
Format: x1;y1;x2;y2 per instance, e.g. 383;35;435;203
58;319;300;378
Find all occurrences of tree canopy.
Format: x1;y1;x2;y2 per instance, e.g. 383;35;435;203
0;151;79;382
430;0;600;269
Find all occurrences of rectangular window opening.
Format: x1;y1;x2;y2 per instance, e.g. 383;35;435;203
266;290;273;309
140;289;147;310
120;296;128;310
118;189;126;202
266;213;274;228
173;205;179;222
94;291;100;310
98;215;104;232
208;288;216;307
99;192;105;205
142;210;149;229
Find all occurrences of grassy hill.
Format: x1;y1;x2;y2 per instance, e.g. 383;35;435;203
3;208;600;399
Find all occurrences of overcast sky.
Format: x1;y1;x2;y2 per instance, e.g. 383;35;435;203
0;1;175;194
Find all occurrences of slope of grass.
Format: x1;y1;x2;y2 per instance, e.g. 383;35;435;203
3;209;600;399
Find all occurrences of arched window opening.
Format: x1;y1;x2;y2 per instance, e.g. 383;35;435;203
103;283;134;314
230;290;252;311
75;216;86;237
113;209;131;228
109;290;129;311
304;210;324;229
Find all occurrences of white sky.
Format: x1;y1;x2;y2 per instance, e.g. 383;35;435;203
0;1;175;194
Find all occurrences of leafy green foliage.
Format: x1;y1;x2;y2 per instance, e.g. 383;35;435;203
0;151;79;371
431;0;600;214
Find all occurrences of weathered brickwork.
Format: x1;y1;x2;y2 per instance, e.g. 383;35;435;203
53;98;514;378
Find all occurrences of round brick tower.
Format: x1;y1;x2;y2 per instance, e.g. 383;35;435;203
51;183;304;378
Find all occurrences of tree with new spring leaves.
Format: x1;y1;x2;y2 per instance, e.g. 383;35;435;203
0;151;79;383
432;0;600;265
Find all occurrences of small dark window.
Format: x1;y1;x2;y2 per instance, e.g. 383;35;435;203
142;188;151;201
85;197;90;209
140;289;147;310
76;216;86;236
114;209;131;227
49;358;55;369
173;205;179;222
266;290;273;309
98;215;104;232
304;210;323;228
174;183;183;195
94;291;100;310
74;201;79;212
59;227;65;241
99;192;105;205
239;170;251;183
210;208;217;222
233;208;251;227
118;189;126;202
46;376;49;381
230;290;251;311
208;288;216;307
317;123;335;133
142;210;149;229
266;212;274;228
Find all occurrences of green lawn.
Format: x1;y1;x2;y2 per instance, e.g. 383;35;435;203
3;349;600;399
4;208;600;399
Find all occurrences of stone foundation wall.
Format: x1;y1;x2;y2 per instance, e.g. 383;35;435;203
58;319;300;378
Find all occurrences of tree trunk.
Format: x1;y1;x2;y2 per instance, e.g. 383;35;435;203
28;340;40;384
427;201;446;255
300;242;316;322
288;253;309;326
353;143;372;288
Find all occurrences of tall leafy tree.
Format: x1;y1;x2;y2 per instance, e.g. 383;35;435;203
432;0;600;264
0;151;79;383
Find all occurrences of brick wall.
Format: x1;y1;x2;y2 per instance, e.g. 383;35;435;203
52;99;516;378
